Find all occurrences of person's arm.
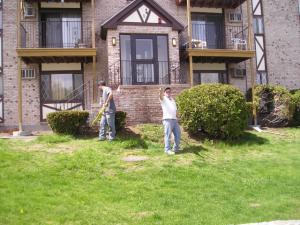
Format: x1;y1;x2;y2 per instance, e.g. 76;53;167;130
159;88;164;101
104;92;113;107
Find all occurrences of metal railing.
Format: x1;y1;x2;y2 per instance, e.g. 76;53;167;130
180;23;249;50
20;20;92;48
108;60;188;87
41;78;94;112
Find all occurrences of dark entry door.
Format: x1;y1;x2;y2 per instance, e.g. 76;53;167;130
131;35;158;84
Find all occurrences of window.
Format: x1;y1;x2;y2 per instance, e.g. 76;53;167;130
253;17;264;34
194;71;228;84
120;34;169;85
256;72;267;84
41;73;83;102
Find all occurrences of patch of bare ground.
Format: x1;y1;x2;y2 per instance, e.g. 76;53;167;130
131;211;154;219
14;143;80;154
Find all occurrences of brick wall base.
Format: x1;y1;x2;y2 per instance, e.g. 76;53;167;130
91;84;190;125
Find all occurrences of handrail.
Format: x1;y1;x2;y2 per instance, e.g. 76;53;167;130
19;20;93;48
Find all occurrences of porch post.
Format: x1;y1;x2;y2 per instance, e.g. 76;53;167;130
17;0;23;132
17;58;23;132
187;0;193;86
247;0;257;125
91;0;97;103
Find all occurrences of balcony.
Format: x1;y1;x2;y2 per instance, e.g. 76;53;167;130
175;0;247;8
180;23;255;63
17;20;96;64
108;60;188;87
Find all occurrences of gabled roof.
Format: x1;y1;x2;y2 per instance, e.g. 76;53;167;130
101;0;184;40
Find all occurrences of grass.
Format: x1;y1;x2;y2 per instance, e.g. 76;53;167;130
0;125;300;225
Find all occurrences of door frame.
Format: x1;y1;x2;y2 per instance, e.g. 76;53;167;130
131;34;159;85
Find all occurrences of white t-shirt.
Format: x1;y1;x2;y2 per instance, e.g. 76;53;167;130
160;96;177;120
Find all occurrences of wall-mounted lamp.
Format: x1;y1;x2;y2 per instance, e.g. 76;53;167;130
112;37;117;46
172;38;177;47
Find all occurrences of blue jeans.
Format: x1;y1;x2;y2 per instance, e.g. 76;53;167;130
99;112;116;140
163;119;181;152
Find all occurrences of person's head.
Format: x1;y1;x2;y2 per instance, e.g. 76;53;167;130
164;87;172;98
98;80;106;90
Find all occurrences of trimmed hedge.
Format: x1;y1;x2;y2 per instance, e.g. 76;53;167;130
291;90;300;126
177;84;248;139
47;111;89;135
115;111;127;131
254;85;294;127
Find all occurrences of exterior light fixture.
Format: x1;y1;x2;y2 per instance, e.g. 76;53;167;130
172;38;177;47
112;37;117;46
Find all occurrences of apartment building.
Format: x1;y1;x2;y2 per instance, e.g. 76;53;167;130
0;0;299;131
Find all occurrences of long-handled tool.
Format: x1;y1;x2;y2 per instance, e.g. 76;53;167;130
91;106;105;126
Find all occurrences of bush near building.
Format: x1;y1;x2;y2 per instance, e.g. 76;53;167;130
115;111;127;131
291;90;300;126
176;84;248;139
47;111;89;135
254;85;295;127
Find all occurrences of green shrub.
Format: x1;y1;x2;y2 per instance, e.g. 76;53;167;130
115;111;127;131
254;85;294;127
246;102;253;117
291;90;300;126
47;111;89;135
176;84;248;139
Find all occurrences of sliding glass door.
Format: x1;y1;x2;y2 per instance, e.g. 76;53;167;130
120;34;169;85
192;13;224;49
41;11;81;48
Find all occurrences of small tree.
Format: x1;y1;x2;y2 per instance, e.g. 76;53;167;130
254;85;295;127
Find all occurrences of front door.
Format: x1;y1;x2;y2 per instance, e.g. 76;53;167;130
131;35;158;84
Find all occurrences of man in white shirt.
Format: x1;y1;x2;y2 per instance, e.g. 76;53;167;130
159;87;181;155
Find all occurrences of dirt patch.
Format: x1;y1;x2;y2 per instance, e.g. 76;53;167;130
131;211;154;219
122;156;149;162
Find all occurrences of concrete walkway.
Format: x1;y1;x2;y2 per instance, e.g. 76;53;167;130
241;221;300;225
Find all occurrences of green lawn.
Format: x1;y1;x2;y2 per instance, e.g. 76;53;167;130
0;125;300;225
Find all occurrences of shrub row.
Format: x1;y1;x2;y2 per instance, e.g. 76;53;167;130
47;110;127;135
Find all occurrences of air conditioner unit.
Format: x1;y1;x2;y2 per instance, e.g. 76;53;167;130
24;3;35;18
229;12;242;22
21;69;36;80
230;68;246;78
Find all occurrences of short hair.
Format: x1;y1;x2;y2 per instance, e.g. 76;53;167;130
98;80;106;86
164;87;171;92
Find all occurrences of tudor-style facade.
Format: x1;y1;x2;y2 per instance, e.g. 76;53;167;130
0;0;299;130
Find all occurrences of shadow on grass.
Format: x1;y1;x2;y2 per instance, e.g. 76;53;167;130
177;145;208;156
222;131;269;146
184;130;269;147
78;128;149;150
114;128;149;149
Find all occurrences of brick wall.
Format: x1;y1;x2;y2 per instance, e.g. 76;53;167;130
263;0;300;90
93;84;190;125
